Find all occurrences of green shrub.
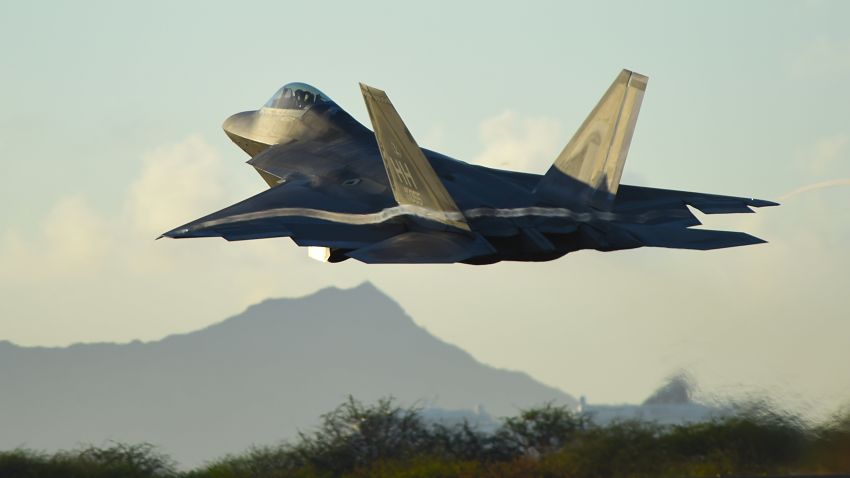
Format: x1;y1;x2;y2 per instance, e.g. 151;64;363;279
6;399;850;478
0;443;176;478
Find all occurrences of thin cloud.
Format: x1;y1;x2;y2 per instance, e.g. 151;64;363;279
0;136;331;345
787;36;850;80
127;136;226;236
780;178;850;201
473;110;563;173
797;134;848;177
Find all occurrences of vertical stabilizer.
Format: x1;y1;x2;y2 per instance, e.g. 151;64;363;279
360;83;469;231
534;69;647;209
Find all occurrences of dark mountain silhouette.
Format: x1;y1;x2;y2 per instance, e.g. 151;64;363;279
0;282;575;467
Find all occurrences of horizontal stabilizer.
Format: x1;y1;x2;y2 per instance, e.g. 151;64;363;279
360;83;470;231
614;184;779;216
621;224;766;250
347;232;495;264
535;69;647;209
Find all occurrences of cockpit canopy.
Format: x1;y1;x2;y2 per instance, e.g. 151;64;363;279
263;82;335;110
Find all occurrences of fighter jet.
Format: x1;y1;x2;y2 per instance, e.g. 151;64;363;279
161;70;777;264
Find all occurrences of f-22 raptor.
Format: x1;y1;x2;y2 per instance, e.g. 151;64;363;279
162;70;777;264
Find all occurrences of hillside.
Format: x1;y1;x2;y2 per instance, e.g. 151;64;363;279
0;282;574;467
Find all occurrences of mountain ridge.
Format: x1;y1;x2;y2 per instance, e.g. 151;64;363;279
0;282;575;467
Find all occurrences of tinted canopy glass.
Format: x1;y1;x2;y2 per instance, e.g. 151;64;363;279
264;83;335;110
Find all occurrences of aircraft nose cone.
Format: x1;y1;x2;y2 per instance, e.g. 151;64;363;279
223;110;270;156
222;111;254;136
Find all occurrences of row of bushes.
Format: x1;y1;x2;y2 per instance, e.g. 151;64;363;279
3;397;849;478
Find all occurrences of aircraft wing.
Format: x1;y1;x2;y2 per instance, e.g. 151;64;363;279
159;180;498;263
160;175;401;246
159;148;496;262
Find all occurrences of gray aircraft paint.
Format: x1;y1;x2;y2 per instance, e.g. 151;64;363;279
162;70;776;264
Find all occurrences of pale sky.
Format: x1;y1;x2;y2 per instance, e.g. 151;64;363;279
1;1;849;419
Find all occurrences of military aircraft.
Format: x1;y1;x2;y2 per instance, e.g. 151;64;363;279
161;70;777;264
